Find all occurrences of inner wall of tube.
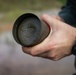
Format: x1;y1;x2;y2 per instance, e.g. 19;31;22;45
18;17;41;46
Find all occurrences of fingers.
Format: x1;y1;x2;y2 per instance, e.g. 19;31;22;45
36;51;56;60
22;41;49;56
22;46;57;60
41;14;65;28
22;46;49;57
41;14;59;33
35;51;49;58
22;37;55;56
22;46;49;56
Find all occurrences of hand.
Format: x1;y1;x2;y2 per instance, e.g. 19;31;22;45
22;14;76;61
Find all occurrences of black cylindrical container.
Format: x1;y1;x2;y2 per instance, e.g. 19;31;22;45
13;13;50;47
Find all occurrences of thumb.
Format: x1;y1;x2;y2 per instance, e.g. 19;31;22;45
41;14;57;25
41;14;61;31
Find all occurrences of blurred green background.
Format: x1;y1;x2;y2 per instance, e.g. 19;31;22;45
0;0;66;24
0;0;66;12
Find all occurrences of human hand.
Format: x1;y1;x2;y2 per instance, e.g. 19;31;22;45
22;14;76;61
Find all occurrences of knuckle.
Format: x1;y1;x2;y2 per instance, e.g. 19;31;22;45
49;53;56;58
52;58;59;61
49;54;60;61
48;53;57;60
47;44;55;50
30;50;37;56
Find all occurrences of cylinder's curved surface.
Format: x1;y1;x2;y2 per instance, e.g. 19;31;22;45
13;13;50;47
